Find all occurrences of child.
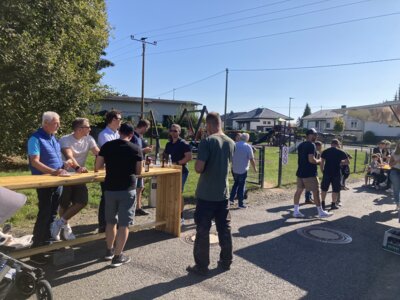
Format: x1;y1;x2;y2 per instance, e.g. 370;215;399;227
365;154;385;187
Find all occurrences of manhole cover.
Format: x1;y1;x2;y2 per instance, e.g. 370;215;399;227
297;226;352;244
182;232;219;246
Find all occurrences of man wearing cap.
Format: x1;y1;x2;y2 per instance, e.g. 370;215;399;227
320;139;349;210
293;128;330;218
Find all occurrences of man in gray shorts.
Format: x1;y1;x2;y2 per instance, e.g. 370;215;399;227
95;123;143;267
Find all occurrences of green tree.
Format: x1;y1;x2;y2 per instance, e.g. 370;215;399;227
0;0;110;158
333;117;345;133
299;103;312;127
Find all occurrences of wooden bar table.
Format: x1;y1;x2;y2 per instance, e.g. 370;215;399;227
0;166;182;259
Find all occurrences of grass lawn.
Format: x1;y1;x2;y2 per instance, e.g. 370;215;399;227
1;139;369;226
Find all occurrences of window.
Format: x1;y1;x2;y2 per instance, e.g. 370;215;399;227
351;121;358;128
263;121;266;124
267;121;271;125
326;123;330;129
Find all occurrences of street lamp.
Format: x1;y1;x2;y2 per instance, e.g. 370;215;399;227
289;97;294;146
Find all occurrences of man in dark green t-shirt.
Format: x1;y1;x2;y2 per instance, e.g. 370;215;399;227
187;112;235;276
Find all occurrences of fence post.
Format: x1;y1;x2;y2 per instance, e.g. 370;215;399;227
259;146;265;188
353;149;357;173
278;145;283;187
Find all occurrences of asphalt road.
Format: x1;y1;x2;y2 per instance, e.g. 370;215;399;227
40;180;400;300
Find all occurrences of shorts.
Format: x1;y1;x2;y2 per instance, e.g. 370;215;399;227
321;174;341;193
297;177;319;192
136;178;144;189
105;189;136;227
59;184;88;209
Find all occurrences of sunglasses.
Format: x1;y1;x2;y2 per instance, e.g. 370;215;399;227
80;126;91;129
114;117;122;120
169;130;178;133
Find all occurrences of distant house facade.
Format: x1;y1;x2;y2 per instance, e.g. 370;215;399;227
231;108;292;132
95;96;201;124
302;108;400;141
221;111;246;129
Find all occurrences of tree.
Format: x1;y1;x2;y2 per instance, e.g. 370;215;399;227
0;0;110;159
299;103;312;127
333;117;345;133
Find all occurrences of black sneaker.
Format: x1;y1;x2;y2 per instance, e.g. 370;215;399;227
321;201;326;211
135;208;149;216
304;199;314;205
105;248;114;261
98;226;106;234
30;254;48;265
217;261;231;271
331;203;339;210
110;253;131;267
186;265;209;276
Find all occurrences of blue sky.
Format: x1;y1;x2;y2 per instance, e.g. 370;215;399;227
102;0;400;120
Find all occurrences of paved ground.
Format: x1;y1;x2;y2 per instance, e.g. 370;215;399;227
39;180;400;300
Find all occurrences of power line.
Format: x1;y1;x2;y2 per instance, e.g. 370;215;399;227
230;58;400;72
157;0;371;43
133;0;296;36
145;12;400;56
153;0;337;40
151;70;225;98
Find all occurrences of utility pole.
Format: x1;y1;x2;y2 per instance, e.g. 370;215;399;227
224;68;229;132
131;35;157;119
289;97;294;146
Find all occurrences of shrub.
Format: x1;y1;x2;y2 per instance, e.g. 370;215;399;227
363;131;376;144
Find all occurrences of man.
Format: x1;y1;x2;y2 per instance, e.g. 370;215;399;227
293;128;330;218
97;110;122;233
229;133;257;208
163;124;192;223
320;139;349;210
187;112;235;275
95;123;142;267
50;118;99;241
304;141;322;204
28;111;70;264
373;141;390;162
131;119;153;216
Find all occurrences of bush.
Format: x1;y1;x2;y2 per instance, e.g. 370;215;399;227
363;131;376;144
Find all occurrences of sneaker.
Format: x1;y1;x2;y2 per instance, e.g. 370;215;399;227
217;261;231;271
330;203;339;210
110;253;131;267
186;265;209;276
293;211;305;218
304;199;314;205
181;218;185;225
135;208;149;216
50;219;64;241
98;226;106;234
318;210;331;218
238;204;247;209
386;188;393;193
30;254;48;265
105;248;114;261
396;204;400;211
321;201;326;211
62;224;76;240
229;200;235;206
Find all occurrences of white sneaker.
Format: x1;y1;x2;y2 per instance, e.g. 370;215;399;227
62;223;76;240
293;211;305;218
180;218;185;225
50;219;63;241
318;210;331;218
396;204;400;211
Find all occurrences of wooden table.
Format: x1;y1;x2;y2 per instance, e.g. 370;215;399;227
0;166;182;259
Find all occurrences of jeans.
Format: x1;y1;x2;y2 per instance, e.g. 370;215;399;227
98;182;106;229
32;186;62;247
229;172;247;205
193;199;232;269
390;169;400;204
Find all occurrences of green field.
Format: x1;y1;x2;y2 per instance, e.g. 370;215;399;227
1;140;368;225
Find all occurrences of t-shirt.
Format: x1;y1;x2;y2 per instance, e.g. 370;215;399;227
59;134;97;171
131;131;148;159
164;138;191;174
98;127;120;147
296;141;317;178
321;147;348;176
195;134;235;202
232;141;254;174
99;139;143;191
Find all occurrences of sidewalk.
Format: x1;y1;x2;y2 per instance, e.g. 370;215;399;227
43;180;400;300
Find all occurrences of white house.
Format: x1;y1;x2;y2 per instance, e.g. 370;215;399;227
94;96;201;124
231;108;291;132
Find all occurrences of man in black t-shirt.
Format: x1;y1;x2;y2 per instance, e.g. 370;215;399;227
293;128;330;218
95;123;142;268
320;139;349;210
164;124;192;224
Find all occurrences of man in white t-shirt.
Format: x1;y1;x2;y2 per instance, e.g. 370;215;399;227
97;110;122;232
50;118;99;240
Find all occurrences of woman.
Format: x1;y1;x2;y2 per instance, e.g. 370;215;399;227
389;141;400;210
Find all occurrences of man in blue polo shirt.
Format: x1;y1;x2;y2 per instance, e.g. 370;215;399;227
28;111;70;264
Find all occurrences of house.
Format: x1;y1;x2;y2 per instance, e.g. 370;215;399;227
231;108;292;132
302;106;400;141
94;96;201;124
221;111;246;130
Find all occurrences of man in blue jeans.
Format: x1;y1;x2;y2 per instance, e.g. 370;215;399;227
229;133;257;208
187;112;235;275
